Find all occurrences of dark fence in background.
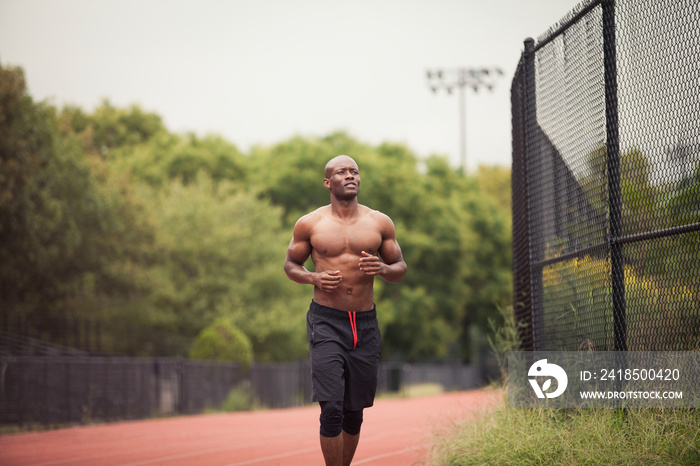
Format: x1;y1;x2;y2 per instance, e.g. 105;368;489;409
1;305;492;427
0;357;245;426
0;355;483;427
511;0;700;352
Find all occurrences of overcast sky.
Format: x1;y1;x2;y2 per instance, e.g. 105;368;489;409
0;0;582;169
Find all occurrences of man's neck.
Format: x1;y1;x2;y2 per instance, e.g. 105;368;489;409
330;197;360;220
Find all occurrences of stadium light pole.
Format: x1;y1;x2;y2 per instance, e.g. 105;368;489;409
426;67;504;172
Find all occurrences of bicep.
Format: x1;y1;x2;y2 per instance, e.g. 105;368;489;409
286;218;313;265
287;236;312;265
379;238;403;265
378;216;404;265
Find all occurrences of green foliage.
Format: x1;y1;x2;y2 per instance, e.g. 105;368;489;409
190;318;253;365
245;134;514;361
248;132;371;224
376;159;512;360
2;62;515;363
140;173;309;360
63;99;166;153
487;304;522;383
110;132;247;187
8;60;697;364
549;144;700;351
431;401;700;465
219;382;263;412
0;64;153;320
541;250;699;351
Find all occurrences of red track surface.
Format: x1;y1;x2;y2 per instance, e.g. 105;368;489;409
1;389;498;466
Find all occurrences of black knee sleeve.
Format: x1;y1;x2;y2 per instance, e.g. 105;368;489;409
319;400;343;437
342;409;363;435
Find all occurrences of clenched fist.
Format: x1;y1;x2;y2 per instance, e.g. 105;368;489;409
315;270;343;292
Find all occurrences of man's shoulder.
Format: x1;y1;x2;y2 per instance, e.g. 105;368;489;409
359;206;396;236
361;205;393;223
295;205;331;226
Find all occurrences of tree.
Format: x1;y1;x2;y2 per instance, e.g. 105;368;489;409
248;135;514;361
247;132;371;225
107;132;248;187
0;64;152;319
190;318;253;365
63;100;166;154
3;66;516;362
141;174;309;360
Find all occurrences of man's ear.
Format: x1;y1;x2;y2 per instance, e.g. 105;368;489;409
323;178;331;190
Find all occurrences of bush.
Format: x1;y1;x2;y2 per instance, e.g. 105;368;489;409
541;250;699;351
219;381;263;412
189;318;253;365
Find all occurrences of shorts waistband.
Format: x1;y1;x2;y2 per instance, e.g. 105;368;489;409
309;300;377;321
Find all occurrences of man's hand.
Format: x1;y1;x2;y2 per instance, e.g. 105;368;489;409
359;251;383;276
315;270;343;292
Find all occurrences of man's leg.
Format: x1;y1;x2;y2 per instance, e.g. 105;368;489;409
320;433;344;466
319;430;360;466
319;401;344;465
342;431;360;465
341;409;363;464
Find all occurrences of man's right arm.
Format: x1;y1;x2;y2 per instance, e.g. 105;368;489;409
284;216;316;285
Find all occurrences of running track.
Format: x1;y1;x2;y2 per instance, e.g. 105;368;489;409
1;389;498;466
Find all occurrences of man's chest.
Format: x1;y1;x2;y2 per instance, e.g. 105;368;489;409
310;219;382;256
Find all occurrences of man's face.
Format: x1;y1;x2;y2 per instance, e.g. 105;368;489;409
324;158;360;200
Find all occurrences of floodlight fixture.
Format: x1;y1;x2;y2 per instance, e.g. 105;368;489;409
424;66;504;171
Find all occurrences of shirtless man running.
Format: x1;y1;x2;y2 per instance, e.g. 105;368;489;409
284;155;407;466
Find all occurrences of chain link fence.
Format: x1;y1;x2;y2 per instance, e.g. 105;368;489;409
512;0;700;352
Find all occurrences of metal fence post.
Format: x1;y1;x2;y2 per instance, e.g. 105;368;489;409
523;37;541;351
602;0;626;352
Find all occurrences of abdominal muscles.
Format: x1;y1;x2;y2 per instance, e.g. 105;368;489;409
313;252;376;311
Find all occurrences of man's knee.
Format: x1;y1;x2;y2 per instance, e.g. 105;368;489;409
342;409;363;435
319;401;364;437
319;400;343;437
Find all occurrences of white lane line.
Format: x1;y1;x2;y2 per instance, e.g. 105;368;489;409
224;446;320;465
352;445;424;464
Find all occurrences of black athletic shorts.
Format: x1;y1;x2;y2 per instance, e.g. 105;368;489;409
306;300;382;411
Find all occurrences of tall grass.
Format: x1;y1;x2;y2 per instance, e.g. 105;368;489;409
430;402;700;465
429;306;700;465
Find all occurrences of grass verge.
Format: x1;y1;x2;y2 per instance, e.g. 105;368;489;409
430;305;700;465
430;395;700;465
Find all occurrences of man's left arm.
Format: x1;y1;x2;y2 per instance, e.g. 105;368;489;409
359;214;407;283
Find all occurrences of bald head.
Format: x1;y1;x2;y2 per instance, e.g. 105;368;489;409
325;155;358;178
